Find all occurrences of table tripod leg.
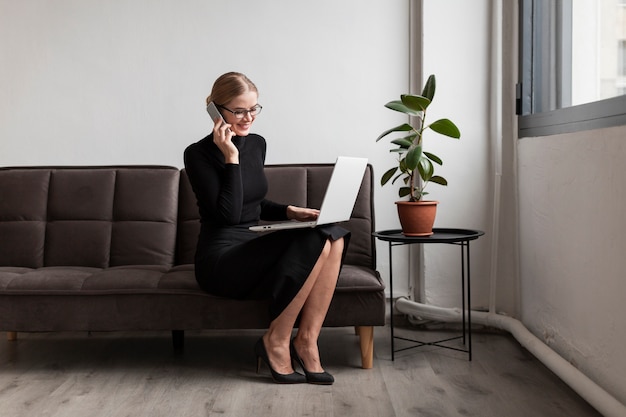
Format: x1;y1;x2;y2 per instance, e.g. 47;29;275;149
389;242;395;361
461;242;466;345
467;242;472;361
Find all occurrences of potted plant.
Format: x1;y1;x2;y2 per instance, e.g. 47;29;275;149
376;74;460;236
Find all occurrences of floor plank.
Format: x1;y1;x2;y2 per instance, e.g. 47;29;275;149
0;325;602;417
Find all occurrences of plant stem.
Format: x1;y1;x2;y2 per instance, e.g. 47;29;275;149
411;110;426;201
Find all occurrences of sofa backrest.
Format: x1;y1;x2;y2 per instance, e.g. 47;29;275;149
0;164;375;270
177;164;376;269
0;166;180;268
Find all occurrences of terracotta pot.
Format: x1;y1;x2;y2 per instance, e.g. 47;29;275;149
395;200;439;236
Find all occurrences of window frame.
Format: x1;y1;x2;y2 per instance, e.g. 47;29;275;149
517;0;626;138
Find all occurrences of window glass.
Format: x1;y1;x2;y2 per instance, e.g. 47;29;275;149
571;0;626;106
518;0;626;136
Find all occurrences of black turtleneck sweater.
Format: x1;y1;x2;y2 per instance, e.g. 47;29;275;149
184;133;288;229
183;133;289;269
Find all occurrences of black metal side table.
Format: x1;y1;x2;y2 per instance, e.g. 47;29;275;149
373;228;484;361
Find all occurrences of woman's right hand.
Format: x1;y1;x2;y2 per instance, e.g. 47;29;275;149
212;118;239;164
287;206;320;221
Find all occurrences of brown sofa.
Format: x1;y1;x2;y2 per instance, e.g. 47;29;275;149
0;164;385;368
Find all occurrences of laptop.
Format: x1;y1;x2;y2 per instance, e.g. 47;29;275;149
249;156;368;232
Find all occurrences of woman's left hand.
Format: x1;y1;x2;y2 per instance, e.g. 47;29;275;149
287;206;320;222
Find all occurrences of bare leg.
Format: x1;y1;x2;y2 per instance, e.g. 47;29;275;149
262;240;334;374
292;238;344;373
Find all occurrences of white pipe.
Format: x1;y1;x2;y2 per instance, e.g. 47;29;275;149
395;298;626;417
488;0;503;314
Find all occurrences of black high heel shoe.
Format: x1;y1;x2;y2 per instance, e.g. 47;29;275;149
254;338;306;384
290;341;334;385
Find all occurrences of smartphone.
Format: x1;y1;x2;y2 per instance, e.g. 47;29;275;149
206;101;225;124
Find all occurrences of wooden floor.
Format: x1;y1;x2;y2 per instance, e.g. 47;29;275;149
0;323;601;417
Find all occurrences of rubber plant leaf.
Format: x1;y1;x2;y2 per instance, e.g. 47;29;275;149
381;167;397;186
429;118;461;138
376;123;413;141
401;94;431;112
391;137;414;149
423;151;443;165
422;75;436;101
398;187;411;198
418;157;434;181
405;145;422;171
384;100;421;117
429;175;448;186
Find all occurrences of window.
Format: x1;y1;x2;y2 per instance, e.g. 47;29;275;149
518;0;626;137
619;40;626;94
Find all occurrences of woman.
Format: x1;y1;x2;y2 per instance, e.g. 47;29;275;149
184;72;349;384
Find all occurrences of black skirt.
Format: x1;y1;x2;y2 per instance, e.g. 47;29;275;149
194;224;350;320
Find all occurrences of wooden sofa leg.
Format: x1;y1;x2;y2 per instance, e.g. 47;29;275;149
172;330;184;354
356;326;374;369
7;332;17;341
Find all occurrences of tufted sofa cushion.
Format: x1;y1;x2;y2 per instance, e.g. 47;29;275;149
0;166;180;269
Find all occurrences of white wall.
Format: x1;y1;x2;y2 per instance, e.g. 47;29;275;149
0;0;410;291
518;125;626;404
421;1;493;310
0;0;406;168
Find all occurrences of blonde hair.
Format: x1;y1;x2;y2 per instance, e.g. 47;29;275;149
206;72;258;106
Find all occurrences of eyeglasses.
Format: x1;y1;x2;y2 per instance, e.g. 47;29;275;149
218;104;263;119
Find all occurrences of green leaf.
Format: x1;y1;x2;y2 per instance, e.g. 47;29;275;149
401;94;430;112
381;167;397;186
429;119;461;138
421;75;436;101
391;172;404;185
391;135;416;149
429;175;448;186
403;133;419;142
423;151;443;165
418;157;433;181
384;100;421;117
376;123;413;142
398;187;411;198
405;145;422;170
